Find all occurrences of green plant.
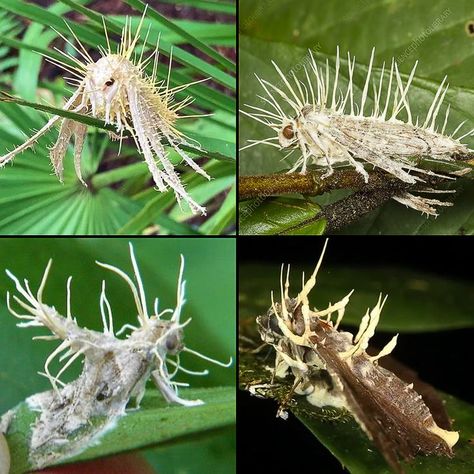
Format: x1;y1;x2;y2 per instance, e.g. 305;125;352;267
0;0;235;235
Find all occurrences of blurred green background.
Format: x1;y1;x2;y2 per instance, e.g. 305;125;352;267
0;237;236;473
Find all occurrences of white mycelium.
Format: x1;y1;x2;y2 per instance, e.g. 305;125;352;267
0;8;211;215
1;244;231;469
242;48;474;215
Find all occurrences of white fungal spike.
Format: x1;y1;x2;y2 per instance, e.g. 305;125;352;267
3;244;231;469
0;9;211;215
242;48;474;215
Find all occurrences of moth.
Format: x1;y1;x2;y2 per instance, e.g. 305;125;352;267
0;243;231;469
0;7;210;215
255;239;459;473
242;47;473;215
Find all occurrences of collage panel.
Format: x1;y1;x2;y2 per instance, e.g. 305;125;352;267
0;1;236;236
239;236;473;473
0;237;236;473
239;0;474;235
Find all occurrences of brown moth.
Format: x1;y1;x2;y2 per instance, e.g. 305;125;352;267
256;239;458;473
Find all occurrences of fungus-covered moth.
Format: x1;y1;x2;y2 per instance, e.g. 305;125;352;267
0;7;211;215
256;240;459;473
242;48;473;215
0;244;232;469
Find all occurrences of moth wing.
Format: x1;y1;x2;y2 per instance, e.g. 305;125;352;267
311;338;454;473
326;121;419;183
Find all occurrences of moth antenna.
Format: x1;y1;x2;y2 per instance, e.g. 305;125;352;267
297;238;329;306
181;346;233;368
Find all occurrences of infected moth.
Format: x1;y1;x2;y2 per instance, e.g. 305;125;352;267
0;244;231;469
256;240;458;473
242;47;473;215
0;7;211;215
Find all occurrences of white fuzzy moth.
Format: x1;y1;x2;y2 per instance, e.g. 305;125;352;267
0;7;211;215
242;47;474;215
256;240;459;474
0;244;231;469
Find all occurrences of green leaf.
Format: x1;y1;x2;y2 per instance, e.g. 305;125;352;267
5;387;235;474
239;197;326;235
239;0;474;233
159;0;236;15
56;0;235;89
123;0;236;72
239;262;474;332
199;183;236;234
239;348;474;474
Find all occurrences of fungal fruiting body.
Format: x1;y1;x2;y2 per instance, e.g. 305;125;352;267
256;240;458;473
0;9;210;215
1;244;231;469
242;47;474;215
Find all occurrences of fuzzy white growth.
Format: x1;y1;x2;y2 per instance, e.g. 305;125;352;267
7;244;232;412
0;7;210;215
242;48;474;215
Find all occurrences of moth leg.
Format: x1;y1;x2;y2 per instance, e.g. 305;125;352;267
0;87;83;167
151;370;204;407
73;122;88;186
346;150;369;182
276;376;302;419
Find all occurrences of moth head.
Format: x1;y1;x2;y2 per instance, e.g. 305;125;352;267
278;120;298;148
163;325;184;355
256;308;284;343
85;55;128;119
